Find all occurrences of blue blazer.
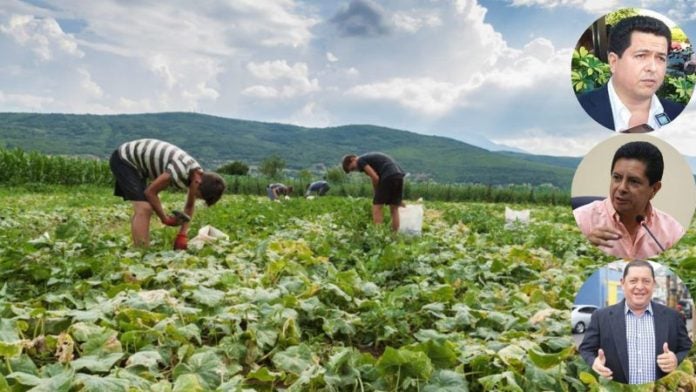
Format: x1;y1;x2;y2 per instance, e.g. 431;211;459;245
577;84;685;131
579;299;692;384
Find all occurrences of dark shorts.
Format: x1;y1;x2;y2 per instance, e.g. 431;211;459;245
373;175;403;205
110;150;147;202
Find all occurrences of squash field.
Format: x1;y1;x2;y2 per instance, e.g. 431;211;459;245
0;186;695;391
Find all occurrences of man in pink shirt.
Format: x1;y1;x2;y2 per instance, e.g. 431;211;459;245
574;141;684;259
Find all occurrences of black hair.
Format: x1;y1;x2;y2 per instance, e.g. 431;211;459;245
611;141;664;185
622;260;655;280
342;154;357;173
200;172;226;206
609;15;671;58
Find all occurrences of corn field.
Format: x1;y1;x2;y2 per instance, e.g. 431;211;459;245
0;148;113;186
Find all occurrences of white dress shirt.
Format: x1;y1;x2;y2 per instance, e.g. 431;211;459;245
607;77;665;132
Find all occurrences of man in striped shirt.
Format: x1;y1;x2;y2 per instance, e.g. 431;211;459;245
109;139;226;249
579;260;692;384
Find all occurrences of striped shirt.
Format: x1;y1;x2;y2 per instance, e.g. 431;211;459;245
118;139;201;190
625;302;656;384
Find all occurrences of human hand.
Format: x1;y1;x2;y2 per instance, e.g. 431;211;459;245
587;226;622;247
173;233;188;250
657;342;678;373
592;349;613;380
162;215;179;226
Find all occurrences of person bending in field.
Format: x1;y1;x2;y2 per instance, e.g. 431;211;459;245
305;180;330;197
109;139;226;250
342;152;405;231
267;183;293;201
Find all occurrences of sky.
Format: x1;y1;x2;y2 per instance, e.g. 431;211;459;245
1;0;696;157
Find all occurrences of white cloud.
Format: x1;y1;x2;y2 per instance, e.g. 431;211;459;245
481;41;571;90
223;0;318;47
242;85;279;98
342;31;567;115
117;97;154;113
182;82;220;101
77;68;103;98
287;101;332;127
0;90;55;110
509;0;620;13
0;1;318;114
508;0;696;18
0;14;83;61
326;52;338;62
491;127;608;156
247;60;304;80
244;60;319;98
663;1;696;23
653;109;696;156
146;54;177;89
346;77;465;115
392;10;441;33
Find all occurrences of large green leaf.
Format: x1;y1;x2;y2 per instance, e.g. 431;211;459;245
191;286;225;307
126;350;164;370
0;319;23;358
74;373;130;392
376;346;433;381
0;373;8;390
7;367;74;392
172;351;226;390
172;373;204;392
423;370;468;392
528;346;574;369
272;344;315;375
478;371;523;392
71;353;124;372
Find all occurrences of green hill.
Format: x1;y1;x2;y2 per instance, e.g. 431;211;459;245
0;112;577;187
498;151;582;170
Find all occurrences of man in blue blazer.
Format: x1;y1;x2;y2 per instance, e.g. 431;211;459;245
579;260;692;384
577;15;685;132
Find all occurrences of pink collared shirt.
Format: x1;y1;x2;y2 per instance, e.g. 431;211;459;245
573;198;684;259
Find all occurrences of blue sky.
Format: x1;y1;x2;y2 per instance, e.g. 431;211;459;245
1;0;696;157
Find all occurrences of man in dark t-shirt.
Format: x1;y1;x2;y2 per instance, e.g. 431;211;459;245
342;152;405;231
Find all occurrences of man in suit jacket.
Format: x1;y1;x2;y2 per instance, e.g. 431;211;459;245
579;260;692;384
578;84;684;131
577;15;685;132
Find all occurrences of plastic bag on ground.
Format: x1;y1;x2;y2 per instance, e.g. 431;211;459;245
504;206;530;229
189;225;229;249
399;204;424;236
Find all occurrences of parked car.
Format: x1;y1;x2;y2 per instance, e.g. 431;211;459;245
571;304;598;334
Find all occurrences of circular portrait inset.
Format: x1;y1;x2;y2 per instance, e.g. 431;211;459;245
571;134;696;259
572;8;694;132
572;260;694;385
